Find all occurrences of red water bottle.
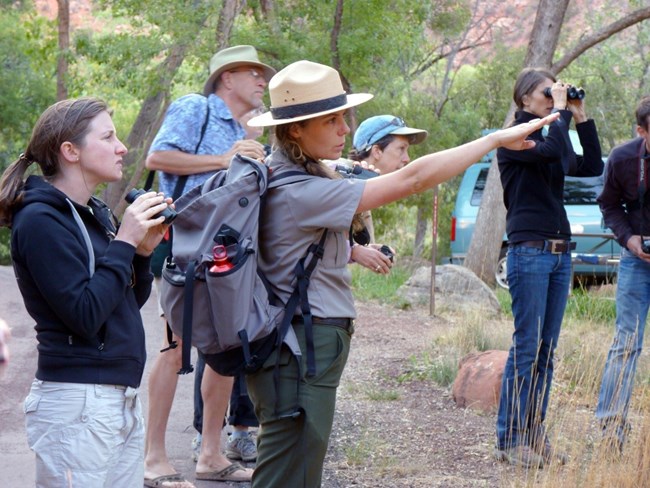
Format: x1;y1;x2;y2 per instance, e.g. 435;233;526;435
209;245;234;273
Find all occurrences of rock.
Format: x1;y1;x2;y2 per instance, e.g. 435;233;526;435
396;264;501;315
451;350;507;414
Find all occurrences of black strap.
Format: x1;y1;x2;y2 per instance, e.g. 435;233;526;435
272;229;328;416
638;143;648;207
638;142;650;237
178;260;198;374
160;322;178;353
300;230;329;377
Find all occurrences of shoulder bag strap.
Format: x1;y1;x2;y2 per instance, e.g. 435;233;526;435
67;199;95;277
144;97;211;194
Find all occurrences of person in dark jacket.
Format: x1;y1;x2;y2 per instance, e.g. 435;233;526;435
494;67;603;468
0;97;171;487
595;96;650;454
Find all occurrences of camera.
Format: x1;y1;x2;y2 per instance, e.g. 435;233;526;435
125;188;177;224
263;144;272;157
335;163;379;180
643;239;650;254
379;244;394;263
543;86;586;100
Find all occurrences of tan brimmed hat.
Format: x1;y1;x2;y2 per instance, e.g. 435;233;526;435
247;60;373;127
203;45;276;96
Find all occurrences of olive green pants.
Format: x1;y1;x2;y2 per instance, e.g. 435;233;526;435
246;322;352;488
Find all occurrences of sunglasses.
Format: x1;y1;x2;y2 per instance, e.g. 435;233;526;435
229;68;264;79
365;117;406;147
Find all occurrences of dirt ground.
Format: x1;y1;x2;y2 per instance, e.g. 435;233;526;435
0;264;523;487
321;301;510;488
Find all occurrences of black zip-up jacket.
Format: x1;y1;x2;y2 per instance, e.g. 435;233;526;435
11;176;152;387
597;137;650;249
497;110;603;244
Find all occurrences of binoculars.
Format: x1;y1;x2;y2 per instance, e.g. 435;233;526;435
335;163;379;180
543;86;585;100
125;188;177;224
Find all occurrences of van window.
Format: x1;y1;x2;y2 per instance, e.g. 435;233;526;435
470;168;489;206
470;166;604;206
564;175;604;205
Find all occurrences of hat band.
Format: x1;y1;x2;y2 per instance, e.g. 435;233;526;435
271;94;347;120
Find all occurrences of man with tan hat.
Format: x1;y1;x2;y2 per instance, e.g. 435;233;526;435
143;45;275;486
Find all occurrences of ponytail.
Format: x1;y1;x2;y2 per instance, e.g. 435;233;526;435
0;154;33;227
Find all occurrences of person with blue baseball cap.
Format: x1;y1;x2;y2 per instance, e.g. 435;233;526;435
348;115;428;246
351;114;428;175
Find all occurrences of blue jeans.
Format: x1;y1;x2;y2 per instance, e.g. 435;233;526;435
496;244;571;450
596;248;650;443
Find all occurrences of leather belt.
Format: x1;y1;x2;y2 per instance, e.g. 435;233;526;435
517;239;576;254
292;316;354;331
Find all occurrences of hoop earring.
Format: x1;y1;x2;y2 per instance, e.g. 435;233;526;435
289;141;306;163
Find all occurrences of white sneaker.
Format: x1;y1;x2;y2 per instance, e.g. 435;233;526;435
191;433;202;462
225;432;257;462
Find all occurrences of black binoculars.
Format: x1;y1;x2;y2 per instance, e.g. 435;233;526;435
335;164;379;180
543;86;585;100
125;188;177;224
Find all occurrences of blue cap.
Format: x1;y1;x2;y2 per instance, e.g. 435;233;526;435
353;115;428;153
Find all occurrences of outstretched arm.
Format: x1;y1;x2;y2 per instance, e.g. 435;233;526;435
356;112;561;213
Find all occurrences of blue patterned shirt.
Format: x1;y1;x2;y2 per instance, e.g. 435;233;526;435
149;93;246;197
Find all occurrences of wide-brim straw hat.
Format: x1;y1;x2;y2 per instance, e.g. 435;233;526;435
203;45;276;96
247;60;373;127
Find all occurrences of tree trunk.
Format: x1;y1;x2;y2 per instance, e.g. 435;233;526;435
216;0;245;49
103;1;245;213
56;0;69;101
103;45;187;212
463;0;569;285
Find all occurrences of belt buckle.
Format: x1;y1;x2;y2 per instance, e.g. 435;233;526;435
548;239;564;254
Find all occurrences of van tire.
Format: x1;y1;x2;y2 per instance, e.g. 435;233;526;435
495;248;508;289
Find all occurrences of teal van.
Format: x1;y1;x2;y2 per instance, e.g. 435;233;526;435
449;131;619;288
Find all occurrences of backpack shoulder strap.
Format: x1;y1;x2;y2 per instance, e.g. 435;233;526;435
268;170;314;189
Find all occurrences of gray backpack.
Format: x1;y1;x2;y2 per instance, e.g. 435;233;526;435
159;153;327;377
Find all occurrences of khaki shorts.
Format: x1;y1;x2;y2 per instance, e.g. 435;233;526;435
24;380;144;488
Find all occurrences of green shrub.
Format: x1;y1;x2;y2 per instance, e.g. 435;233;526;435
350;263;410;303
0;227;10;265
398;351;458;387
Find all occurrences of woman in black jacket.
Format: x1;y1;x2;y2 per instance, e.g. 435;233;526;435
494;68;603;468
0;97;171;487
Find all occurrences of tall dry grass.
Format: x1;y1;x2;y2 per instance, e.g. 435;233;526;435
352;262;650;486
473;285;650;487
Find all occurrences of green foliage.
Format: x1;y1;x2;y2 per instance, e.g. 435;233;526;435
4;0;650;269
398;351;458;387
451;45;525;130
0;8;56;166
564;286;617;324
0;228;10;265
363;386;400;402
350;263;411;302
